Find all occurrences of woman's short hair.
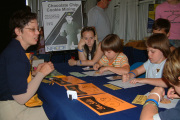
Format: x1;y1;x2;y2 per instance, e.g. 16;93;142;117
9;10;37;38
146;33;170;58
101;34;123;53
163;47;180;86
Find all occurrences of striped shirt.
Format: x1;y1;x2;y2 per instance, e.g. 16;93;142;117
99;52;129;67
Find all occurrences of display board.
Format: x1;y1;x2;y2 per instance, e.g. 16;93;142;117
147;4;159;33
42;1;83;52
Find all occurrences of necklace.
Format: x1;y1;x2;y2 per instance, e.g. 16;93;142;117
152;59;166;77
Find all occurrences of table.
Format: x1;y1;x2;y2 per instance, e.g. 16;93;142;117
38;62;165;120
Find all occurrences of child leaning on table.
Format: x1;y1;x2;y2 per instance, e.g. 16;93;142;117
93;34;130;75
122;33;171;87
140;47;180;120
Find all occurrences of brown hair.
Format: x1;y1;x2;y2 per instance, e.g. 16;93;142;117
152;18;170;34
163;47;180;85
81;27;96;37
9;10;37;38
146;33;170;58
101;34;123;53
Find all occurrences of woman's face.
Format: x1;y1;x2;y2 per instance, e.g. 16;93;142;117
147;47;166;64
19;19;39;49
82;31;95;48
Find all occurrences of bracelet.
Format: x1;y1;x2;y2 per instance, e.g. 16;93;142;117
76;60;82;66
76;60;80;66
143;101;158;111
149;92;161;103
145;99;159;107
80;60;82;65
129;72;136;77
78;49;83;52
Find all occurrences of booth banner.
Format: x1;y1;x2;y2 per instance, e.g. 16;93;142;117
42;1;83;52
147;4;159;33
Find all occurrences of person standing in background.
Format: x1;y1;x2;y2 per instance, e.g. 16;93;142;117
38;27;45;54
155;0;180;48
87;0;112;42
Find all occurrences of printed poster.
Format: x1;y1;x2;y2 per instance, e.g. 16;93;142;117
42;1;83;52
78;93;136;115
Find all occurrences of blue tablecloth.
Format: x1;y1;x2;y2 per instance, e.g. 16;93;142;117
38;62;165;120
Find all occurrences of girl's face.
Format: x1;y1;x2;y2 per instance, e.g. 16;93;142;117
104;50;118;60
82;31;95;48
19;19;39;49
147;47;166;64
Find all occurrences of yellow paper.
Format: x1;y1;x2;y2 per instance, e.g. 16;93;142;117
103;84;122;90
132;95;147;105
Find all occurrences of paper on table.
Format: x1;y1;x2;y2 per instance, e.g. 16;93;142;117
108;80;145;89
82;70;114;76
78;93;136;115
69;72;88;77
82;66;94;71
106;75;122;80
145;92;179;109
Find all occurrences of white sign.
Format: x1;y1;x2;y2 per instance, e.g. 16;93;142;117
42;1;83;52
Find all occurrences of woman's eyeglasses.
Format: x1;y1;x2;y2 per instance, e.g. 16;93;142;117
24;28;40;32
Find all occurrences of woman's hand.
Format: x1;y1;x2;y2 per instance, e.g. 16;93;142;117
32;63;46;76
167;87;180;99
39;62;54;76
68;59;77;66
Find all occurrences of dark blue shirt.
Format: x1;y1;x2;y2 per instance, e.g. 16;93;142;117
159;100;180;120
0;39;30;100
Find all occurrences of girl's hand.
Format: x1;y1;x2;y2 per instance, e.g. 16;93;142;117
129;78;139;84
149;87;165;101
99;66;108;74
130;78;144;84
68;59;77;66
39;62;54;76
93;63;100;70
78;38;86;49
122;73;130;82
167;87;180;99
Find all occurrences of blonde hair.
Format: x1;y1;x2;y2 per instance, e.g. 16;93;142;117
163;47;180;85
